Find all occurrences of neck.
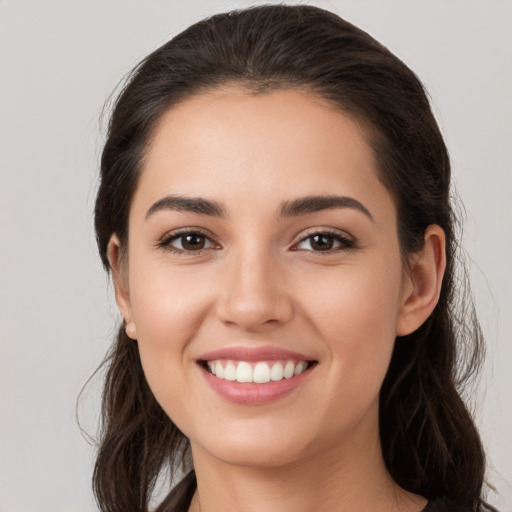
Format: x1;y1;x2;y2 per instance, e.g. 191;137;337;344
187;413;426;512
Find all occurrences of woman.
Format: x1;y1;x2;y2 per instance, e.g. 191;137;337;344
93;5;496;511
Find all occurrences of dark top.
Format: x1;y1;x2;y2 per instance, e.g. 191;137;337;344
155;471;498;512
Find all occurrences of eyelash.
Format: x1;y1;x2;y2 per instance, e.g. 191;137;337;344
157;229;219;255
156;229;355;256
292;229;355;254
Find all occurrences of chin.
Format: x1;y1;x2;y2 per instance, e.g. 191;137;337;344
215;445;302;468
192;426;311;468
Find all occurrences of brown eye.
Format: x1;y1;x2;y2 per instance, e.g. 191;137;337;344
293;231;354;252
162;231;217;253
309;234;335;251
180;233;206;250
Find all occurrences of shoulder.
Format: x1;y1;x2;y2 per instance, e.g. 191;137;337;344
154;471;197;512
423;498;499;512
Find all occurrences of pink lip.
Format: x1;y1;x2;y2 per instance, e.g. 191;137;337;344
198;345;314;362
197;345;317;405
200;364;315;405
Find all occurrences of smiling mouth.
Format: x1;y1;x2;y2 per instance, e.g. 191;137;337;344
199;359;317;384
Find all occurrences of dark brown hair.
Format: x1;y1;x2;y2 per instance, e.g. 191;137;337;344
93;5;486;511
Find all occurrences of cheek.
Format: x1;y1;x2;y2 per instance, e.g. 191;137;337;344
129;255;214;345
293;265;402;442
126;258;215;407
304;257;401;327
300;259;402;382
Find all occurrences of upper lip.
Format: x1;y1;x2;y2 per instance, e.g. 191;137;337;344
198;345;315;362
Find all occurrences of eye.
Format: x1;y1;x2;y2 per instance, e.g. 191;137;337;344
158;230;218;254
292;231;354;253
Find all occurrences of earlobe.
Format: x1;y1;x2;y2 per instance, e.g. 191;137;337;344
396;225;446;336
107;234;136;339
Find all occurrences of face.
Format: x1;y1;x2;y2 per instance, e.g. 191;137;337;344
114;88;415;468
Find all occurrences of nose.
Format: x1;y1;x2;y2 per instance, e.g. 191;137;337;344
215;247;294;332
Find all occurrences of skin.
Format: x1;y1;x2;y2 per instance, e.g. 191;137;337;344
109;87;446;512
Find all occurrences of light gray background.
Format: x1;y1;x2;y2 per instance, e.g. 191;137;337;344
0;1;510;510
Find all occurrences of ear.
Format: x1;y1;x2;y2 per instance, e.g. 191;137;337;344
396;225;446;336
107;234;137;339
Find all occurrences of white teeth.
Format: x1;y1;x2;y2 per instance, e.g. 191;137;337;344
270;362;284;381
236;362;252;383
224;362;237;381
294;361;307;376
206;359;310;383
215;361;224;378
253;362;271;383
284;361;295;379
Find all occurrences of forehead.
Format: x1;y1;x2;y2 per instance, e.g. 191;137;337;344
133;87;393;220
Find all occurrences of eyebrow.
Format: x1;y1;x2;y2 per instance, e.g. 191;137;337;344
146;195;226;219
279;195;373;221
145;194;373;222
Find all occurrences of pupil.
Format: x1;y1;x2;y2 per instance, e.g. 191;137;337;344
312;234;333;251
183;234;204;250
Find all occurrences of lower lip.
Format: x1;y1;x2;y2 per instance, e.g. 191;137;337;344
199;364;314;405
